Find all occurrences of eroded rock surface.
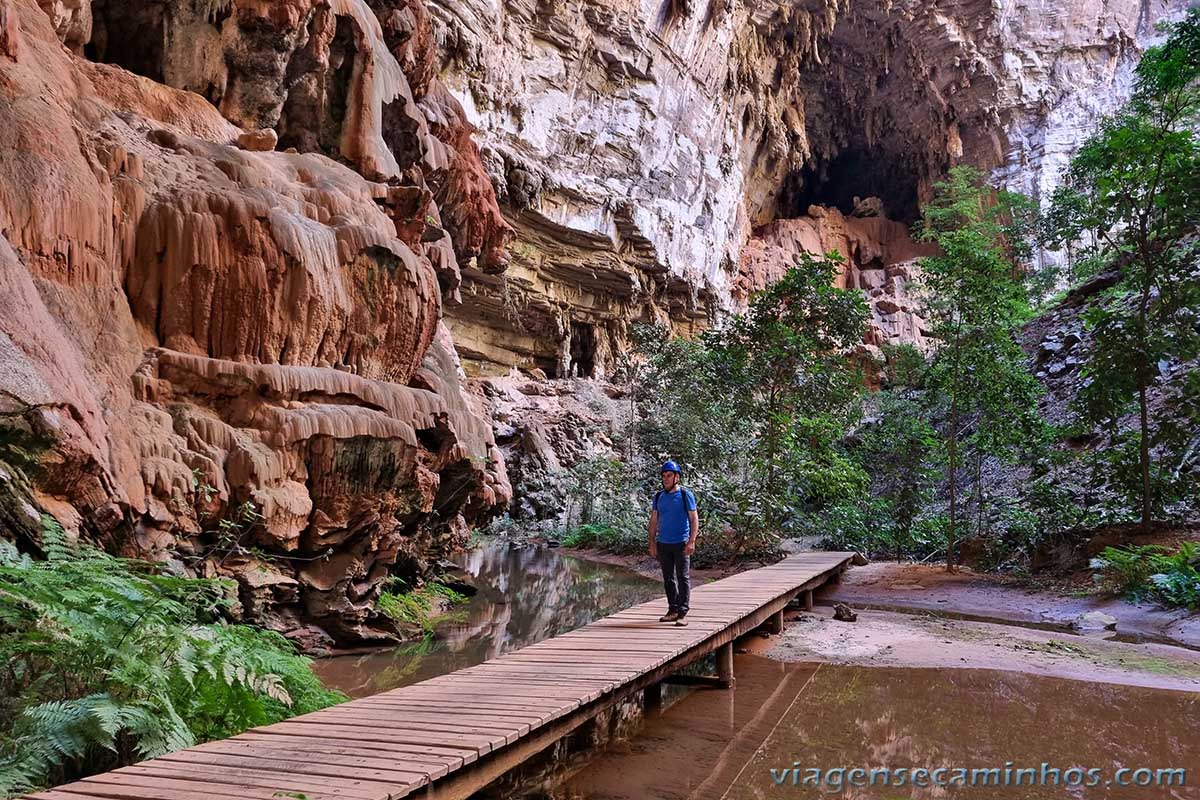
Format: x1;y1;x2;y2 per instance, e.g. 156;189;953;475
0;0;508;648
425;0;1180;376
0;0;1188;643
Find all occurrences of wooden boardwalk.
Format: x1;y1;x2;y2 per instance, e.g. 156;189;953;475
26;551;855;800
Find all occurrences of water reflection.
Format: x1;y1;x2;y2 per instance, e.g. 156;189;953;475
545;656;1200;800
313;542;660;697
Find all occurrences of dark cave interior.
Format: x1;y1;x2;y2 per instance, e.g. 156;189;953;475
778;148;922;223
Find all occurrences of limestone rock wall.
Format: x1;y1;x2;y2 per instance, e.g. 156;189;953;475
0;0;509;649
426;0;1181;377
0;0;1188;642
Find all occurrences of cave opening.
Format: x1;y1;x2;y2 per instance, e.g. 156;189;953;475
569;322;596;379
86;2;166;82
778;147;922;224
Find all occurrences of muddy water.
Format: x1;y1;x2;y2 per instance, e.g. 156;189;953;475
540;655;1200;800
313;542;660;697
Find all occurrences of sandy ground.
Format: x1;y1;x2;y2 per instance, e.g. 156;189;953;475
745;606;1200;692
823;561;1200;648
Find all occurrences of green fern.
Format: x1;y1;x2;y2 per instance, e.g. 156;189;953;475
0;517;346;796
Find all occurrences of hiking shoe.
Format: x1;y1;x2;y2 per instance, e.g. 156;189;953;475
659;611;680;622
674;615;689;627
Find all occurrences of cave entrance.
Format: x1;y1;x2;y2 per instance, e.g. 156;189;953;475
779;148;921;223
569;322;596;379
87;2;167;82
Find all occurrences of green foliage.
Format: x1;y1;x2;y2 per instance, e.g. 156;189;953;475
843;391;943;558
706;254;870;549
0;519;344;796
1091;542;1200;608
631;327;751;484
578;258;870;563
1044;10;1200;531
917;165;1046;568
562;456;643;534
880;343;929;389
377;581;469;633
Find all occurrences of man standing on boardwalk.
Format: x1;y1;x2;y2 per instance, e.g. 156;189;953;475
648;460;699;626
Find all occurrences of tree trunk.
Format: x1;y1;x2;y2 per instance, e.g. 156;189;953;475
975;452;985;538
1139;378;1152;534
947;396;959;572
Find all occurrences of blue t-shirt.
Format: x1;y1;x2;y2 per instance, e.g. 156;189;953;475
653;487;696;544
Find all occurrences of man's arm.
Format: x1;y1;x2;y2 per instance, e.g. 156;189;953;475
648;509;658;556
685;508;699;555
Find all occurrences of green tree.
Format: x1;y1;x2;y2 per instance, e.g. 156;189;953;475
715;252;869;493
627;254;869;559
918;166;1044;570
631;327;750;484
1043;10;1200;531
854;391;942;558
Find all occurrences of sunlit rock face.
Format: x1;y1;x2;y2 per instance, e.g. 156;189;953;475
0;0;1185;643
0;0;509;649
427;0;1180;377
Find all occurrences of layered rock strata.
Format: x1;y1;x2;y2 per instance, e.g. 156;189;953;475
425;0;1179;377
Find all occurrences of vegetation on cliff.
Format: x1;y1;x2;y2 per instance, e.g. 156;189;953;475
1043;8;1200;534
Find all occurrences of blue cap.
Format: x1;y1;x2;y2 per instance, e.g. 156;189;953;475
660;460;681;474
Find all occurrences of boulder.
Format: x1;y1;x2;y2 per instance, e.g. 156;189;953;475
833;603;858;622
236;128;278;152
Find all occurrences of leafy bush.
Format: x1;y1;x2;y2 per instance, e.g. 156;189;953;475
1091;542;1200;608
880;343;929;389
0;519;345;796
817;500;948;562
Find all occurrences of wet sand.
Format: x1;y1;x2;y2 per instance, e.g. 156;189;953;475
825;561;1200;649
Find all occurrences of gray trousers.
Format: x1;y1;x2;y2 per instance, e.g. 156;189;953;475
657;541;691;615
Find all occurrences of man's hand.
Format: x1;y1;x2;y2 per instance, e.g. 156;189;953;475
684;539;695;556
649;542;657;558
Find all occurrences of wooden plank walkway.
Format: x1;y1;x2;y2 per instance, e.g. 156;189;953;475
26;551;855;800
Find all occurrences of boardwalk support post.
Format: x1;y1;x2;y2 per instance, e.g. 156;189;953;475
643;681;662;713
768;608;784;634
717;641;735;689
804;589;814;611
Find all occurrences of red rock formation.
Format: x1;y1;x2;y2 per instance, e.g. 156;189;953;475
371;0;514;274
739;205;939;355
85;0;512;279
0;0;509;649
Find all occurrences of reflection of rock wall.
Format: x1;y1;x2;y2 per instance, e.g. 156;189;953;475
0;0;509;649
